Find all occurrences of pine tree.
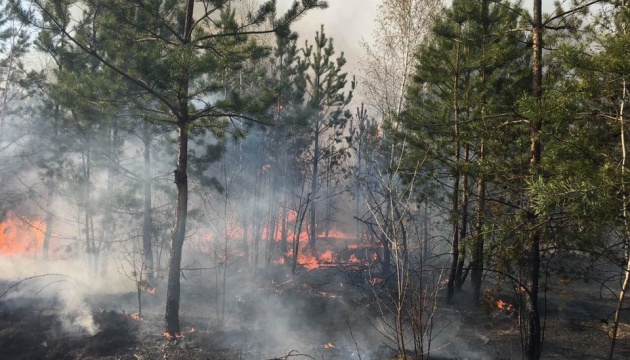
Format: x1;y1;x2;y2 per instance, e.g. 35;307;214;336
14;0;327;336
403;0;529;303
301;25;353;249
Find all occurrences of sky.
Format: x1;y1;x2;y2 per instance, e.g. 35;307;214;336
276;0;380;72
276;0;560;78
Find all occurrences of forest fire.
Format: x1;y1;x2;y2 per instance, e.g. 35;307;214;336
143;287;156;294
496;300;514;313
126;313;143;321
163;332;183;341
0;212;46;257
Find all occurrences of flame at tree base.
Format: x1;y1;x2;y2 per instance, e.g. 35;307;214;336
164;332;183;341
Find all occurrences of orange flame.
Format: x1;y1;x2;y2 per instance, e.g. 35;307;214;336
496;300;514;312
349;254;361;263
298;250;319;271
189;326;195;334
320;229;350;239
0;212;46;257
144;287;156;294
324;342;334;349
164;332;183;340
319;250;335;263
129;313;143;321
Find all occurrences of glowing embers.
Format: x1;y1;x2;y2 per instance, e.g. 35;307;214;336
496;299;515;314
163;332;183;341
163;326;196;341
144;287;156;294
125;313;143;321
0;212;46;257
287;248;337;271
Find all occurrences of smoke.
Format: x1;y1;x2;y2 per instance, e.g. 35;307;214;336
0;268;101;336
56;283;99;335
276;0;379;74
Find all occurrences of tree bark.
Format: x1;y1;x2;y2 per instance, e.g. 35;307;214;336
165;0;194;336
455;145;470;290
609;30;628;358
142;121;154;282
42;183;54;260
525;1;543;358
309;126;320;248
447;26;462;303
99;120;118;276
165;121;189;336
471;141;485;304
471;0;488;304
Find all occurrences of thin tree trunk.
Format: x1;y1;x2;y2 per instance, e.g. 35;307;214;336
281;141;289;255
281;190;288;255
165;0;194;336
525;1;543;358
142;122;154;282
165;121;189;336
472;1;488;305
42;184;54;260
471;141;485;304
455;145;470;290
423;201;429;259
609;76;628;360
292;193;310;274
447;25;462;303
83;136;94;274
99;121;118;276
310;126;320;249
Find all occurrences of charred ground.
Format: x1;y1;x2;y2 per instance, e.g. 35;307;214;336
1;251;629;360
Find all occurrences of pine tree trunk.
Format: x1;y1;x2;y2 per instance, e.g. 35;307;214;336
42;184;54;260
99;121;118;276
447;29;462;303
143;122;154;282
165;121;189;336
471;142;485;304
309;126;320;249
281;190;288;255
472;1;488;304
281;141;289;255
43;100;61;260
455;146;469;290
610;44;628;360
165;0;193;336
525;1;543;358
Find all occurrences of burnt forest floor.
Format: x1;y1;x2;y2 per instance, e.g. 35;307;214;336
0;263;629;360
